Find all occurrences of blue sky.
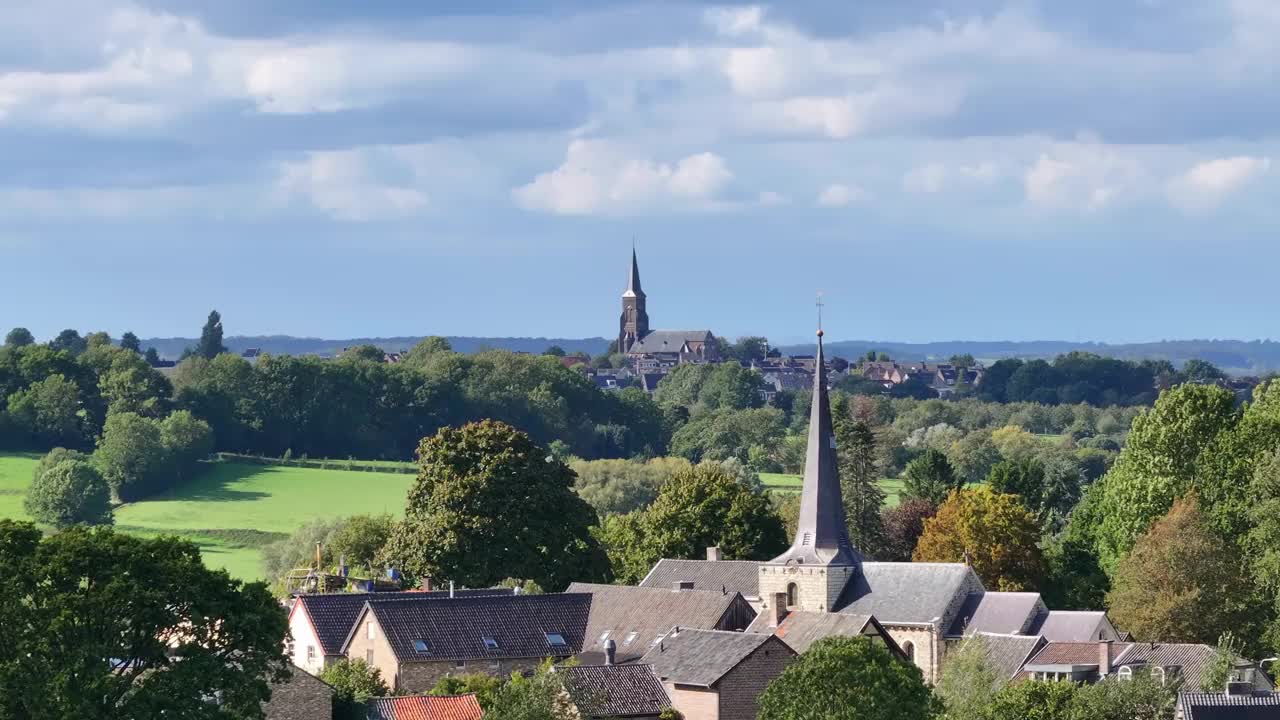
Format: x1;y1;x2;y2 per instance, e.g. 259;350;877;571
1;0;1277;345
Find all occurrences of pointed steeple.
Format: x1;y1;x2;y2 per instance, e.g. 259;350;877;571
770;327;860;567
624;245;644;298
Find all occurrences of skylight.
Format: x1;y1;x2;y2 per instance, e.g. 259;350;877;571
545;633;567;647
483;637;499;650
413;639;430;653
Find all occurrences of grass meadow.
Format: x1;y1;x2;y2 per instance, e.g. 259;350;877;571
762;471;905;507
0;454;39;521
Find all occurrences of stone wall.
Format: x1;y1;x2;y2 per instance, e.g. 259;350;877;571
884;626;942;684
263;667;334;720
758;564;854;613
397;658;545;694
715;637;795;720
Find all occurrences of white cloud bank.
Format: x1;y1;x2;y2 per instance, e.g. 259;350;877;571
1167;156;1271;213
512;140;733;215
815;183;866;207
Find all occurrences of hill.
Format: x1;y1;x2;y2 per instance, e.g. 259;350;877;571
140;335;612;360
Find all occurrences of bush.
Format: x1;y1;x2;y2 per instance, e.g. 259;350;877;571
23;459;112;528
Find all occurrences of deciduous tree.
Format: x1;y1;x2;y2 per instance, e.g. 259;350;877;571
914;487;1044;591
935;635;1002;720
382;421;610;590
901;449;960;505
195;310;228;359
879;498;936;562
23;459;112;528
321;659;390;720
757;636;936;720
4;327;34;347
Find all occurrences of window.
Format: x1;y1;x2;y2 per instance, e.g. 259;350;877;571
413;639;430;653
489;661;501;671
1119;667;1133;680
546;633;567;647
786;583;798;608
482;637;499;650
306;645;316;661
366;649;373;665
902;641;915;664
367;621;375;640
624;632;639;647
454;660;466;670
598;631;609;645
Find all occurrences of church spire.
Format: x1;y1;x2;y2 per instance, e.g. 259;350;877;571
770;321;860;567
625;244;643;298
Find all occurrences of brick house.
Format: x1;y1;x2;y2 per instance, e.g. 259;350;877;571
567;582;757;664
641;628;796;720
287;589;513;675
340;593;591;693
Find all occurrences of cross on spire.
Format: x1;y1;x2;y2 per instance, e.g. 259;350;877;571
816;291;825;335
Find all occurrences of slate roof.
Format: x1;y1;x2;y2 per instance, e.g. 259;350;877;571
970;633;1047;681
945;592;1044;637
294;589;515;656
1026;610;1114;642
745;611;886;655
628;331;714;355
347;593;591;662
1114;643;1220;692
1179;692;1280;720
561;664;671;718
640;629;793;688
366;694;484;720
835;562;978;624
639;559;763;599
1024;641;1131;669
568;582;748;662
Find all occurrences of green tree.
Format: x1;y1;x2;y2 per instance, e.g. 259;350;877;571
485;663;575;720
947;430;1001;485
1248;447;1280;649
593;511;652;584
93;411;167;501
195;310;228;359
1106;493;1253;646
23;459;112;528
732;336;770;364
144;347;161;366
31;446;86;484
1071;675;1176;720
901;449;960;505
6;373;86;448
571;457;688;516
757;636;936;720
1181;358;1226;383
343;345;386;363
914;487;1044;591
950;354;977;369
402;336;453;366
320;659;390;720
0;522;288;720
986;458;1046;510
329;513;395;571
261;516;348;581
4;327;35;347
836;419;885;556
48;328;87;356
382;421;609;590
544;345;566;357
985;680;1077;720
1200;632;1244;693
159;409;215;482
935;635;1002;720
120;331;142;353
430;673;505;710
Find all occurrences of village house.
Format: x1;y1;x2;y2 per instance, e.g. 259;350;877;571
365;693;485;720
340;593;591;693
641;628;796;720
1178;686;1280;720
287;588;514;675
560;663;673;719
567;582;757;664
262;666;335;720
1018;640;1277;694
744;607;902;656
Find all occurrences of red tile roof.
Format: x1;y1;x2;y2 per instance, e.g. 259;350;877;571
367;694;484;720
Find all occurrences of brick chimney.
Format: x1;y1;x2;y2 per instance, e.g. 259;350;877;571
707;546;723;561
1098;640;1113;676
770;592;789;628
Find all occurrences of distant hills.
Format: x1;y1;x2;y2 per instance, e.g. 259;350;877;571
139;335;1280;374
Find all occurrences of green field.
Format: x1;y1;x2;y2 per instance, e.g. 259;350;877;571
0;454;39;521
762;472;905;507
0;457;414;581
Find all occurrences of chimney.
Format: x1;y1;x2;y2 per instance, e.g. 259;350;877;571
315;542;323;568
449;580;455;599
1098;640;1113;676
673;580;695;592
707;546;722;561
604;639;617;666
423;576;433;592
770;592;789;628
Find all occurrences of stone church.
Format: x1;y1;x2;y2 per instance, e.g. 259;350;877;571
639;329;1120;682
617;249;719;362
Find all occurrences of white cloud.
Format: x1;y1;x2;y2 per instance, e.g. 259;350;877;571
816;183;865;207
757;190;789;206
705;6;767;37
512;140;732;215
276;146;435;221
903;161;999;193
1167;155;1271;213
1023;140;1145;211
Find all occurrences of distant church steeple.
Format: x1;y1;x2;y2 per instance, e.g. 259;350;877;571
619;246;650;353
758;312;859;614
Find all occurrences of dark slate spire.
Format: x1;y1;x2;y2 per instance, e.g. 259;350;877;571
624;246;644;298
770;328;860;567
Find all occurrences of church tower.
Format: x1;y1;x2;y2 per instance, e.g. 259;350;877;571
618;248;650;353
758;326;860;614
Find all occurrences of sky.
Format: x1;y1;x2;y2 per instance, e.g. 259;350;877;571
1;0;1277;345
